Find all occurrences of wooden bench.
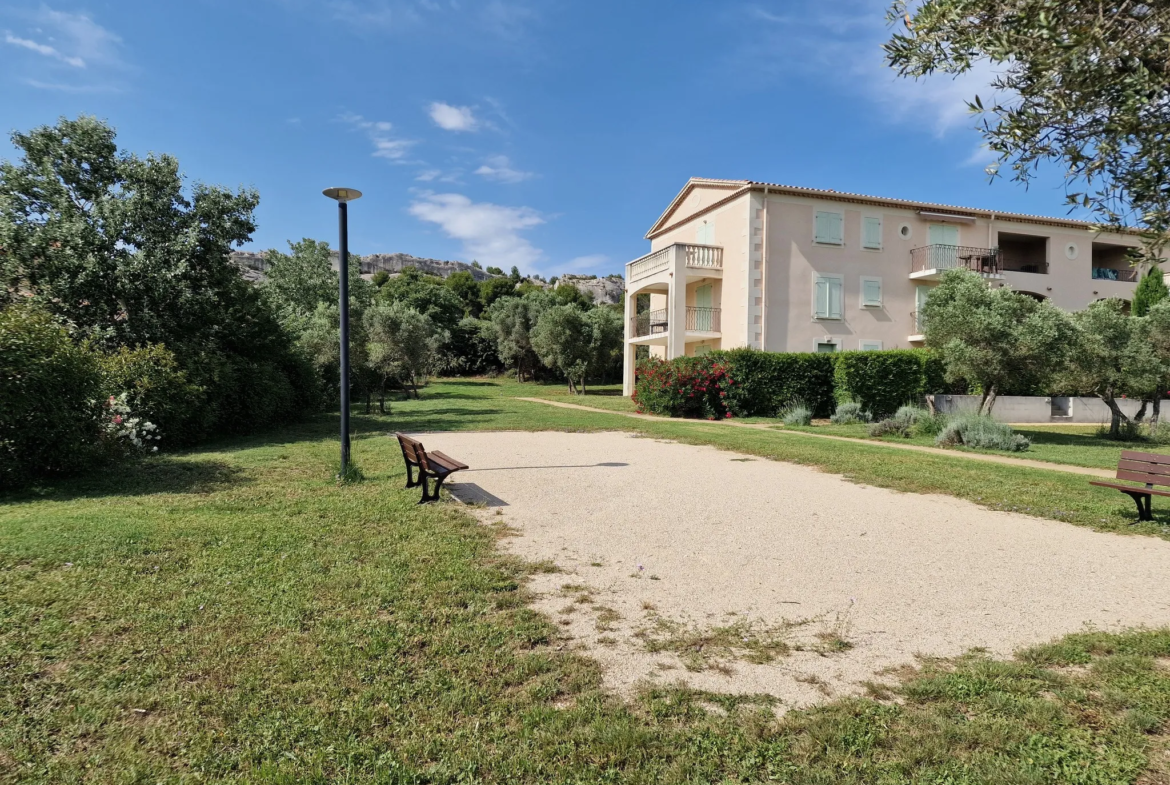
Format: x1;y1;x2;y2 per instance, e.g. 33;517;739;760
396;433;469;504
1089;450;1170;521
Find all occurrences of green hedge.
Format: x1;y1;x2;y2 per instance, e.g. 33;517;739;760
642;347;955;420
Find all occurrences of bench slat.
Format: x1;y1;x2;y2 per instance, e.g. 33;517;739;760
1121;450;1170;465
1090;480;1170;498
1116;469;1170;486
1118;459;1170;477
429;450;469;471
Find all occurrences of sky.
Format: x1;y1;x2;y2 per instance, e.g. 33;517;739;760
0;0;1081;278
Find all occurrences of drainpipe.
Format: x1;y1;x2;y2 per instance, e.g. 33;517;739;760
761;186;769;350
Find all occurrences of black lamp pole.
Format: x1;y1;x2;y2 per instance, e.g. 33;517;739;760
322;187;363;477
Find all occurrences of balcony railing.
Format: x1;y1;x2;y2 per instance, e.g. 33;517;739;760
911;244;1000;275
628;307;722;338
629;309;669;338
626;243;724;283
1092;266;1140;282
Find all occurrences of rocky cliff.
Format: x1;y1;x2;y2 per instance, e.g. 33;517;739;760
558;274;625;305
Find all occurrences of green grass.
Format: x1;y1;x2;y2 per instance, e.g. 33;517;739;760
785;420;1170;471
5;378;1170;782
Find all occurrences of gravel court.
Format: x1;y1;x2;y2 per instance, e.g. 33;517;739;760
426;430;1170;709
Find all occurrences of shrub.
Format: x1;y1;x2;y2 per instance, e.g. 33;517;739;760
633;356;735;419
868;418;911;437
0;305;105;487
830;401;872;425
100;345;209;447
713;348;836;417
834;350;931;418
780;402;812;426
936;413;1031;452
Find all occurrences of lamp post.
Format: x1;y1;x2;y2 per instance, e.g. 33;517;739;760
322;187;363;476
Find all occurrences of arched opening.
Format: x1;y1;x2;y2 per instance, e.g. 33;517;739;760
1094;297;1132;315
1018;291;1048;302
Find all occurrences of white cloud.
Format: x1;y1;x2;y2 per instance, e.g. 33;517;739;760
409;192;543;269
474;155;533;183
428;102;478;132
563;254;609;272
339;113;415;161
415;168;462;183
4;33;85;67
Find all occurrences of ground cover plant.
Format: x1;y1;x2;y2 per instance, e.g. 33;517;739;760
6;379;1170;782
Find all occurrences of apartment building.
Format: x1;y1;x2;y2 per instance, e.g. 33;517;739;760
622;178;1158;395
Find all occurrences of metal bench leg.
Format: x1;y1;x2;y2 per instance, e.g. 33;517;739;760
1124;491;1153;522
417;472;451;504
418;474;433;504
405;463;418;488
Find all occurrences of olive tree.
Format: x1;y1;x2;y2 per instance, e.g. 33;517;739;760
487;290;552;382
886;1;1170;262
922;269;1074;414
364;301;444;400
532;305;592;394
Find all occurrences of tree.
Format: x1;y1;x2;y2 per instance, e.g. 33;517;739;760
553;282;594;310
378;266;462;334
585;306;624;383
364;301;443;399
487;290;552;382
480;276;517;309
471;260;482;270
885;1;1170;262
1133;268;1169;317
435;317;502;376
1062;299;1162;437
922;269;1074;414
1138;299;1170;427
510;266;522;283
371;270;390;288
445;270;482;317
485;266;504;276
532;305;592;393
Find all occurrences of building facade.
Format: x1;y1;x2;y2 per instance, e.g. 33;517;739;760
622;178;1157;395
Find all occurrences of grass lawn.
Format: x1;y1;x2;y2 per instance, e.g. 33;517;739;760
784;421;1170;471
5;378;1170;782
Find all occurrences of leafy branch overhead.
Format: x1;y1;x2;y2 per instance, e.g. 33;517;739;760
885;0;1170;260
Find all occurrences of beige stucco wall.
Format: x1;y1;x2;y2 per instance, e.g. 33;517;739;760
759;195;1147;353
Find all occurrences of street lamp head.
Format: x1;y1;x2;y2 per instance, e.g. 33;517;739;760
323;187;363;203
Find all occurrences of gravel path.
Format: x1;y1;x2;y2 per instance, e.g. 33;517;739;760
423;430;1170;710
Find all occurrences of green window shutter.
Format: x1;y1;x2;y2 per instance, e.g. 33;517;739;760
828;278;843;319
815;212;843;245
928;224;959;246
814;277;829;318
862;278;882;306
863;217;882;249
695;285;712;308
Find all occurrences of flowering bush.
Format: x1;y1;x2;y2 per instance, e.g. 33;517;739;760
101;393;161;456
632;356;736;419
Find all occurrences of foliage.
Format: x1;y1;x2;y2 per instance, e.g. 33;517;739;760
487;290;552;382
712;348;837;418
833;349;932;418
370;270;389;288
584;306;624;383
378;266;462;334
99;344;208;447
435;317;503;377
830;401;871;425
1133;268;1169;317
101;393;161;456
444;270;483;317
262;239;357;326
780;402;813;426
1062;299;1163;437
0;304;104;487
532;305;592;393
632;356;735;419
868;417;911;438
365;301;444;399
936;412;1031;452
479;276;517;310
921;270;1074;414
886;0;1170;261
552;282;594;310
484;265;504;276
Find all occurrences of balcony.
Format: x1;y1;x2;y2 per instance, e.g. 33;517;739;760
628;307;721;340
626;243;723;284
1092;267;1140;282
910;244;1001;281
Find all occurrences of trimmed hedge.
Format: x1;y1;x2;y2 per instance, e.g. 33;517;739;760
637;347;955;420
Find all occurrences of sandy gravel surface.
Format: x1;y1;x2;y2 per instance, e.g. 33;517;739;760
422;430;1170;710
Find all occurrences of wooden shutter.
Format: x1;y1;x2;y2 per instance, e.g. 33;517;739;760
828;278;843;319
815;277;829;318
928;224;959;246
862;217;882;249
815;211;843;245
862;278;882;307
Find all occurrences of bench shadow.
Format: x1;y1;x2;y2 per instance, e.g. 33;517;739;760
446;483;509;507
469;462;629;471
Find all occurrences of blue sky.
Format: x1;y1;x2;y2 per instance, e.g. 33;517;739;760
1;1;1079;277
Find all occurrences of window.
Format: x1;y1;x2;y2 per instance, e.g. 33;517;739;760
860;276;883;308
862;217;882;250
814;211;844;245
694;344;711;356
696;221;715;245
816;341;838;353
814;275;844;319
928;223;959;246
860;340;883;351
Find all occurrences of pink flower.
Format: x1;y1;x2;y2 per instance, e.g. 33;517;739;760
113;415;123;425
725;412;732;418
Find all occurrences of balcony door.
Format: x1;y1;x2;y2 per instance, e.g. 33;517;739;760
694;284;713;331
928;224;959;247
